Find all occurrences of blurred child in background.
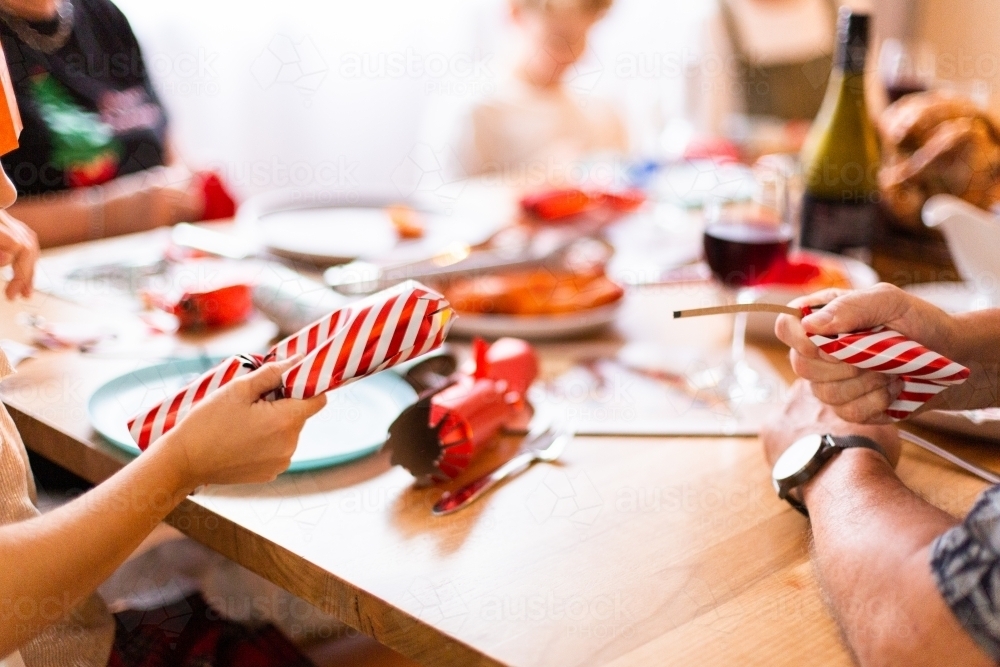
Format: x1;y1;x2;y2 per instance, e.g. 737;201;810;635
449;0;628;181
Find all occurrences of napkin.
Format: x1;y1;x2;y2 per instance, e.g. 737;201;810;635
129;280;454;449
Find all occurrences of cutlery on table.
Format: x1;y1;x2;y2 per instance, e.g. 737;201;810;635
432;425;573;516
324;234;610;295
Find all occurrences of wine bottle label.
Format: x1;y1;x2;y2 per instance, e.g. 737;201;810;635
800;193;877;253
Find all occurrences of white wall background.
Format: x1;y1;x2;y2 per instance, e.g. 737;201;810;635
113;0;715;200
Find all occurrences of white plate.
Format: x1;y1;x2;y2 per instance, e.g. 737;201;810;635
88;357;417;472
449;301;622;341
903;282;1000;440
648;161;757;208
744;252;880;342
259;207;397;264
911;409;1000;443
239;189;508;267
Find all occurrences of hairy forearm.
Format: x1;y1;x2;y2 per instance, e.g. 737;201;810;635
9;167;195;248
948;311;1000;363
0;437;196;654
922;310;1000;412
802;449;992;666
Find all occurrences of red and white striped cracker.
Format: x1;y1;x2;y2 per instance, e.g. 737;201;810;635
807;326;969;421
128;354;263;450
280;281;454;399
128;281;454;449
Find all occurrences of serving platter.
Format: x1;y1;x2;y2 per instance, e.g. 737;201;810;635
743;252;880;341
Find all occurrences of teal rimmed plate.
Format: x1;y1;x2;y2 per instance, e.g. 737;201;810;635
88;357;418;472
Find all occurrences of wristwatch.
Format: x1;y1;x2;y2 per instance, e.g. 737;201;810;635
771;434;889;517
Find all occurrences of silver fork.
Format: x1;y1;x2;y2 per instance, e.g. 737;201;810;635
432;425;573;516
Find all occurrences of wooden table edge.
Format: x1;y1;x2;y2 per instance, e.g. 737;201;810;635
7;402;505;667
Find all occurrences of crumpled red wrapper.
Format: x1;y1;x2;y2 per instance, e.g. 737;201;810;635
520;188;645;223
145;283;254;330
387;337;538;484
195;171;238;221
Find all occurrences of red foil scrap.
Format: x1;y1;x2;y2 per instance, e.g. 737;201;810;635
519;188;645;222
172;283;254;329
387;337;538;484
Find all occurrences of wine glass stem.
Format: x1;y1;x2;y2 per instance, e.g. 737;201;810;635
731;312;747;364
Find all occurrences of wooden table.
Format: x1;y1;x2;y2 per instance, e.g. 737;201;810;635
3;231;995;667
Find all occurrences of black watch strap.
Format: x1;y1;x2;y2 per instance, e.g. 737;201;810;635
787;435;890;518
828;435;890;461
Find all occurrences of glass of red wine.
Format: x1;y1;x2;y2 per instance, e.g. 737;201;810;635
697;163;793;404
879;39;935;104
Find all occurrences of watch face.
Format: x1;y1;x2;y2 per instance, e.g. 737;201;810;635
772;434;825;483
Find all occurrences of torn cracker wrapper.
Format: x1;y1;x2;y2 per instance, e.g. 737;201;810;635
386;337;538;484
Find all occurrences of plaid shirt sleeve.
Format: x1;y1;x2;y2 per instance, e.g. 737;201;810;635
931;485;1000;662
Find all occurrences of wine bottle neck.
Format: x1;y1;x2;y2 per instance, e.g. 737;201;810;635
834;11;870;74
836;40;867;74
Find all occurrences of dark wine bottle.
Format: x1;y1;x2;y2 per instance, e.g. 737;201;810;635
799;8;880;255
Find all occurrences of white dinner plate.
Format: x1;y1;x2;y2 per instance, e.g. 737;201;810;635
239;190;508;267
910;409;1000;443
259;207;398;264
900;283;1000;440
449;301;623;341
88;357;417;472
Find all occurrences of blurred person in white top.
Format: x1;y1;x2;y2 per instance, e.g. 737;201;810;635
447;0;628;183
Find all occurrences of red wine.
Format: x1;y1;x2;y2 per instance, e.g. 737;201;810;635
703;223;790;287
886;81;927;103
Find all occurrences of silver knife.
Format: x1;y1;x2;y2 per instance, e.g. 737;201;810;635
432;426;573;516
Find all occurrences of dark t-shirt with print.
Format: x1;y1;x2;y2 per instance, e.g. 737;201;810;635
0;0;168;195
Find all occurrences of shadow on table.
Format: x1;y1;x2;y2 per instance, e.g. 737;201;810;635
386;434;527;556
